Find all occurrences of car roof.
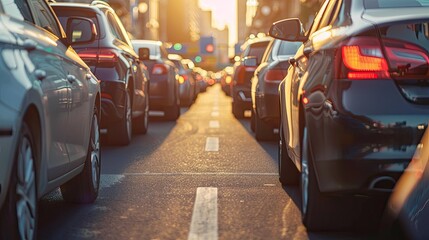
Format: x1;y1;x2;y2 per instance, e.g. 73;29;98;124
362;7;429;24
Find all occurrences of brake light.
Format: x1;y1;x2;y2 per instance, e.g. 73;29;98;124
264;69;287;82
235;65;256;85
152;64;168;75
338;37;390;80
78;49;118;63
382;38;429;77
101;92;113;100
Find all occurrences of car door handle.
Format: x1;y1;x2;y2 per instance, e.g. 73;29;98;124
35;69;46;81
85;74;92;81
67;74;76;83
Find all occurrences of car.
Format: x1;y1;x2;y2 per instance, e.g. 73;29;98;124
168;54;197;107
231;36;271;119
250;38;300;141
132;40;181;120
51;0;150;145
220;66;234;96
381;128;429;240
0;0;101;239
271;0;429;231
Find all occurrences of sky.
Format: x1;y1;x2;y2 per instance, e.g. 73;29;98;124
198;0;237;46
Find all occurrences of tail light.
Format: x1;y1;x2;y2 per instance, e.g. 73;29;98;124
264;69;288;82
382;38;429;78
101;92;113;100
338;37;390;80
235;65;257;85
178;74;188;84
78;49;118;63
152;64;168;75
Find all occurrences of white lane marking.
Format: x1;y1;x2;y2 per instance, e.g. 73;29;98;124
211;111;219;117
205;137;219;152
188;187;218;240
124;172;278;176
100;174;125;188
209;120;220;128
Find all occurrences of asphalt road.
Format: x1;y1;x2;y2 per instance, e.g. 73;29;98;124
38;84;379;240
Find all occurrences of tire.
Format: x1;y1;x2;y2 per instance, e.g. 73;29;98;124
61;107;101;203
232;101;244;119
300;127;351;231
255;113;275;141
0;122;38;240
278;125;299;186
109;91;132;145
133;95;149;134
164;104;180;120
250;111;255;132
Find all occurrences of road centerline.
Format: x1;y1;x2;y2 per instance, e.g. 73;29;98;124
205;137;219;152
188;187;218;240
209;120;220;128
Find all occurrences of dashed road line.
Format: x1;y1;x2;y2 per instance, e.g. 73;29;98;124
209;120;220;128
205;137;219;152
188;187;218;240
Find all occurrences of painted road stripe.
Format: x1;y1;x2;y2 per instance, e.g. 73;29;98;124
124;172;278;176
209;120;220;128
188;187;218;240
211;111;219;117
205;137;219;152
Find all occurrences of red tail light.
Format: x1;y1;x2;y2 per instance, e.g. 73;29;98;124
101;92;113;100
382;38;429;77
338;37;390;80
264;69;287;82
235;65;257;85
152;64;168;75
78;49;118;63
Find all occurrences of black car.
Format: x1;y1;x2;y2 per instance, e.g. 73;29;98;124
231;36;271;118
132;40;180;120
250;39;300;141
52;1;150;145
271;0;429;231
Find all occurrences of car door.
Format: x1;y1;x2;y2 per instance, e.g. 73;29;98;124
287;0;332;161
3;0;72;180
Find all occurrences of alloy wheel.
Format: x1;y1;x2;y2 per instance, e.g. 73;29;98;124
16;136;37;240
90;114;100;190
301;127;309;217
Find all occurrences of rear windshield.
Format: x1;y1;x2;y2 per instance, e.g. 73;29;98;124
246;41;270;64
133;43;160;59
52;8;102;40
364;0;429;8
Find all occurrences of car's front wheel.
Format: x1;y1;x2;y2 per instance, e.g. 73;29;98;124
0;122;37;240
61;106;101;203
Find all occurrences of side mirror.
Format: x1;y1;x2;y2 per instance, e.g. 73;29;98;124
138;48;150;60
66;17;97;44
269;18;306;42
243;56;257;67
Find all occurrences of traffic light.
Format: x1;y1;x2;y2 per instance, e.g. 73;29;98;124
194;56;202;63
168;43;187;54
199;36;215;55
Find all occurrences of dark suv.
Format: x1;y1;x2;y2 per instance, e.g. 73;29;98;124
52;0;150;145
232;36;271;118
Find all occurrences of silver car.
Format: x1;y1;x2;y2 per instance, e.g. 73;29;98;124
0;0;101;239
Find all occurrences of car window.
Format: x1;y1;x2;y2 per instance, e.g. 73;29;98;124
261;39;275;63
307;0;330;36
247;41;270;64
2;0;34;22
111;11;133;46
364;0;429;8
277;41;301;56
30;0;61;37
106;11;130;45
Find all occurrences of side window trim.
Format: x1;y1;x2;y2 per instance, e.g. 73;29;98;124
307;0;331;37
